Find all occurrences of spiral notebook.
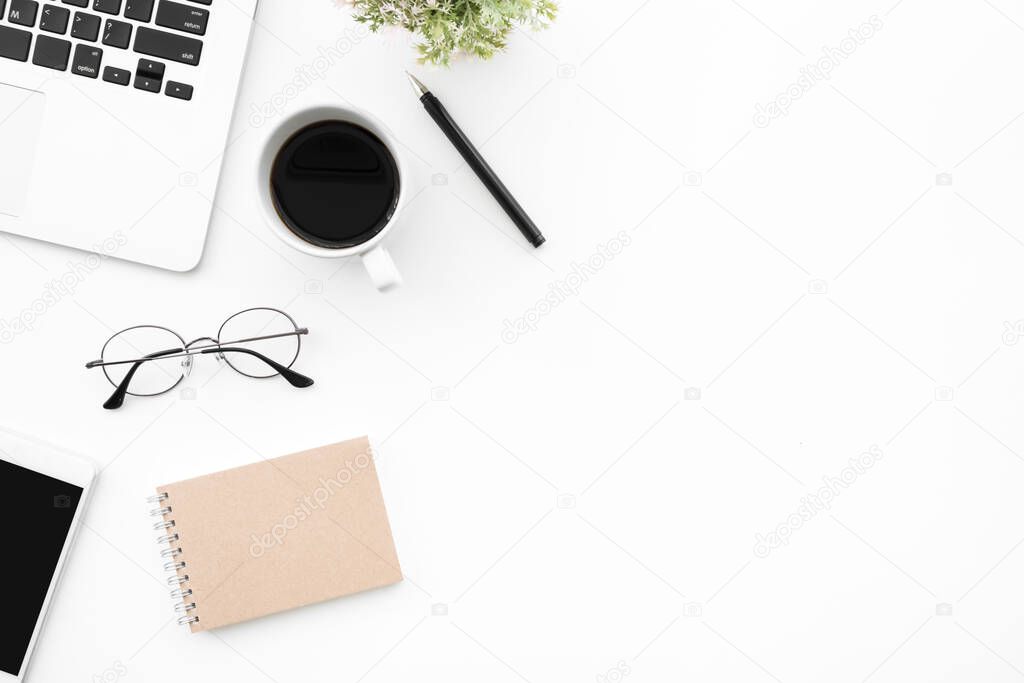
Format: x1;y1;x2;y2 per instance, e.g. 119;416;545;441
149;437;402;632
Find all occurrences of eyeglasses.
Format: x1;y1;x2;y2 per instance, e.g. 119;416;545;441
85;307;314;410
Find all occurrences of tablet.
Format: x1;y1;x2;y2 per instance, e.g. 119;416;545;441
0;427;95;682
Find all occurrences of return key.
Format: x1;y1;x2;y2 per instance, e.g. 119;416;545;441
155;0;207;36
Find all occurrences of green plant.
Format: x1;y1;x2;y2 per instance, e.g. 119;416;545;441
347;0;558;66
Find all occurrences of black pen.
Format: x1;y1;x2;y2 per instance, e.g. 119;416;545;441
406;72;546;248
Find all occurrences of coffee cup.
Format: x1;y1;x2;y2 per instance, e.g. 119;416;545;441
256;104;408;291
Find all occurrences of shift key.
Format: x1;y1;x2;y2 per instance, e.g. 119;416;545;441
155;0;207;36
134;25;200;65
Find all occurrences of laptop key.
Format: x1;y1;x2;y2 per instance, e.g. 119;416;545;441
71;11;99;40
165;80;191;100
71;43;101;76
0;24;31;61
136;56;164;77
134;56;163;91
155;0;206;36
32;33;70;69
102;64;129;84
133;25;200;65
61;0;87;5
40;4;70;33
124;0;152;21
134;73;160;91
8;0;38;27
91;0;118;13
186;0;208;4
102;18;130;48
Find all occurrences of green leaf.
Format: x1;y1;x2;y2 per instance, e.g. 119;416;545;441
348;0;558;66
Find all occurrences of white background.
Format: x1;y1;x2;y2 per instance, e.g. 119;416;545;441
2;0;1024;681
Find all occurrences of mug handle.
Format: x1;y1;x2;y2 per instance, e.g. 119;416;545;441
361;245;403;292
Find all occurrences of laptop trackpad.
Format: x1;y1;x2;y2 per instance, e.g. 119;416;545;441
0;83;44;218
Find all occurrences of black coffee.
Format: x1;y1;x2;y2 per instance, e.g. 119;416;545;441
270;121;400;249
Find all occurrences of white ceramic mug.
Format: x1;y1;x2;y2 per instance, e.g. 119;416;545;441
257;104;406;291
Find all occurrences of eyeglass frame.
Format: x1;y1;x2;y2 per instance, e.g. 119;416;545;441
85;307;313;409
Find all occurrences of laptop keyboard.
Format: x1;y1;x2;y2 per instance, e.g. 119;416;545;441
0;0;208;100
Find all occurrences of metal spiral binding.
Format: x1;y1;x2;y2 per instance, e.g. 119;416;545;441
149;492;199;628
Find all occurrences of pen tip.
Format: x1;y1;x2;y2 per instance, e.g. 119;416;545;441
406;71;429;98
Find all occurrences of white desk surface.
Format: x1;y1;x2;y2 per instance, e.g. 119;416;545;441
3;1;1024;681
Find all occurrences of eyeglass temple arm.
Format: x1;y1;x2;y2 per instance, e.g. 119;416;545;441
85;329;310;369
104;348;184;410
201;347;314;388
106;347;313;409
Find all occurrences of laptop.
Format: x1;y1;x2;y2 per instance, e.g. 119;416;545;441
0;0;256;271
